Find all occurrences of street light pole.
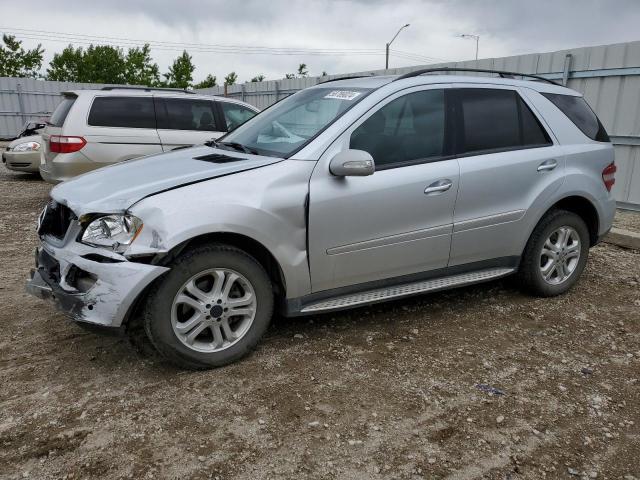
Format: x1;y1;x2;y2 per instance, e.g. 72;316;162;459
460;34;480;60
385;23;410;69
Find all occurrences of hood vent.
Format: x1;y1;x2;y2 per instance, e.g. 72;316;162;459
193;153;246;164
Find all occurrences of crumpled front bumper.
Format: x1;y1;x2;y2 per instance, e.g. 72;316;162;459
26;242;169;327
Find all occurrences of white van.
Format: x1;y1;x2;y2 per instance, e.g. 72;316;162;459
40;87;259;183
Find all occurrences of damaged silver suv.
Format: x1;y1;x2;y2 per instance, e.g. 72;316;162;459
27;69;617;369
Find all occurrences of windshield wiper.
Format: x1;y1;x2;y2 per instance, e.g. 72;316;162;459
218;141;260;155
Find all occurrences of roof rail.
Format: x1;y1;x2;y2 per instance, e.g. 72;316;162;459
393;67;559;85
100;86;195;94
318;75;374;85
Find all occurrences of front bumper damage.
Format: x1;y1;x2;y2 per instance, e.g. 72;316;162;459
26;241;169;327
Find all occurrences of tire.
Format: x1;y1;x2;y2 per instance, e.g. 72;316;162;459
518;209;590;297
143;244;274;369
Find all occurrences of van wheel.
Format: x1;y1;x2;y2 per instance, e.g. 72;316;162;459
519;210;590;297
143;244;274;369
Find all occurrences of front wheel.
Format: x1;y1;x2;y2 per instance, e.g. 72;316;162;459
518;210;590;297
143;244;274;369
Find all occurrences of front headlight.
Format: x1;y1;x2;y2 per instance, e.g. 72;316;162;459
12;141;41;152
81;215;143;253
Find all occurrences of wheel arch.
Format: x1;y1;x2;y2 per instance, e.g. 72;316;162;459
537;195;600;246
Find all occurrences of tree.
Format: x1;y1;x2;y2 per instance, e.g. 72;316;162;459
46;45;84;81
321;71;328;76
224;71;238;86
124;44;160;86
194;74;217;89
163;50;194;88
297;63;308;77
0;34;44;78
250;74;265;82
47;44;127;83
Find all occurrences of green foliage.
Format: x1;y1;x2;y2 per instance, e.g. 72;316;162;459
124;44;160;86
321;71;328;76
47;44;127;83
297;63;308;77
0;34;44;78
250;74;265;82
163;50;195;88
224;71;238;86
194;74;217;89
284;73;295;79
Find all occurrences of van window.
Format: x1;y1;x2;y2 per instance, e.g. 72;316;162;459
88;97;156;129
457;89;552;154
542;93;609;142
49;96;76;127
220;102;256;131
159;99;219;131
350;89;446;168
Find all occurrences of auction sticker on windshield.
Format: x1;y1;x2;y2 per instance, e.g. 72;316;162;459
324;90;362;101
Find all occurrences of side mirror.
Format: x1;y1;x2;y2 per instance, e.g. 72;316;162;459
329;149;375;177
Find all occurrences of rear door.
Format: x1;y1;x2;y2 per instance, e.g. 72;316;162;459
155;97;225;150
80;95;163;166
449;86;564;266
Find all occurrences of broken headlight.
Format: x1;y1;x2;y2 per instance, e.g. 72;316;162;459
81;215;143;253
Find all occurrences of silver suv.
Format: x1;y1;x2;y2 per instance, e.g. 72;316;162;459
39;87;258;183
27;69;617;369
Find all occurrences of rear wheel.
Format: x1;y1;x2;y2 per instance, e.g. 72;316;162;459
519;210;590;297
143;244;274;369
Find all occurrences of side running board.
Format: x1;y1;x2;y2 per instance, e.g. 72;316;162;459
300;268;515;313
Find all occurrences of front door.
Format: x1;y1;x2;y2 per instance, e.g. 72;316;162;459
308;86;460;293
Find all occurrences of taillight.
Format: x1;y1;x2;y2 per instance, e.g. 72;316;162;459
602;162;616;192
49;135;86;154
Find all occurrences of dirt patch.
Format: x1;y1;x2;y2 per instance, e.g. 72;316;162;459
0;164;639;480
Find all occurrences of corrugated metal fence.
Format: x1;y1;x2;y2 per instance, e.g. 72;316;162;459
1;40;639;207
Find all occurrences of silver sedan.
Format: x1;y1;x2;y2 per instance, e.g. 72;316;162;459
2;134;42;175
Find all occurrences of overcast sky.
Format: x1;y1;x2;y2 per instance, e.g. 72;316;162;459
3;0;640;83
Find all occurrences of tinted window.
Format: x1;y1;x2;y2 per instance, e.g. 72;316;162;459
542;93;609;142
519;97;552;146
350;89;446;168
221;102;257;131
161;98;219;131
459;89;520;153
49;96;76;127
458;89;552;154
88;97;156;129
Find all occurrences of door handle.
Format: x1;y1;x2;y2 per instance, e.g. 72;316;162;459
424;179;453;195
537;159;558;172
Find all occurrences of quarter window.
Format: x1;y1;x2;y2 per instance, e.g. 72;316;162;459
350;89;446;168
220;102;257;131
88;97;156;129
542;92;609;142
160;99;219;131
457;88;552;154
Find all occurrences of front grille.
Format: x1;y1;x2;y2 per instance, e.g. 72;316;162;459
9;162;31;167
38;201;75;239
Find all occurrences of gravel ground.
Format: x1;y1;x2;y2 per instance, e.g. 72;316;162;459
614;209;640;234
0;165;639;480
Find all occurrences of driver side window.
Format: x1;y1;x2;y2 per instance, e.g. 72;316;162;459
350;89;446;169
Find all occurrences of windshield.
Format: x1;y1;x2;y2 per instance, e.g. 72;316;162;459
219;87;372;157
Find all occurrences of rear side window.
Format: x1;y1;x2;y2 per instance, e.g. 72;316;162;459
158;98;219;131
88;97;156;129
457;89;552;154
542;93;609;142
220;102;257;131
49;96;76;127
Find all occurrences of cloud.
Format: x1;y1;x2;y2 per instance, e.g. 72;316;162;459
3;0;640;83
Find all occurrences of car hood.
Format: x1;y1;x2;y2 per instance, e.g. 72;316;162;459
51;146;283;216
